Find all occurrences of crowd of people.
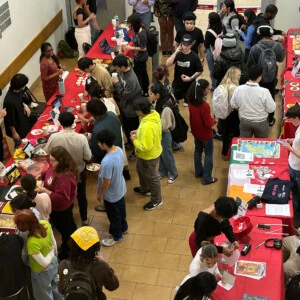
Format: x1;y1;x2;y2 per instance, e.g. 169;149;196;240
2;1;300;299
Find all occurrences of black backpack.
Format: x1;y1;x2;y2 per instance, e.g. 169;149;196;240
60;260;97;300
229;13;246;28
65;27;78;50
146;26;158;57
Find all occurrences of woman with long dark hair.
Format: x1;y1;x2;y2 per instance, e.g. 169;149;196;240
149;82;178;184
187;79;217;185
204;12;225;91
40;42;64;101
126;13;150;97
36;146;79;260
219;0;240;35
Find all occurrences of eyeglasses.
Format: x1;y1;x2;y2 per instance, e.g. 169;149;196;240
45;49;53;53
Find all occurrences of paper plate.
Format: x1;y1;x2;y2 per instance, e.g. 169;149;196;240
287;103;295;108
290;87;300;91
111;36;117;41
290;82;299;87
31;129;43;136
86;163;100;172
47;125;58;134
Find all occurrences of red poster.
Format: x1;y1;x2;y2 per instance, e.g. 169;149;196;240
236;7;258;13
197;4;214;10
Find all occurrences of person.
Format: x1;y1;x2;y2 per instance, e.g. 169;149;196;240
112;55;142;157
282;103;300;211
78;57;113;97
166;34;203;107
174;12;205;61
131;98;163;210
44;112;92;225
252;4;286;46
214;67;241;159
237;9;256;62
149;82;178;184
125;13;149;97
128;0;154;30
167;0;198;32
231;65;276;138
0;233;28;300
13;209;62;300
187;79;217;185
84;0;100;44
36;146;78;260
154;0;174;56
212;33;246;86
73;0;96;58
247;25;285;126
3;74;32;148
189;196;239;258
174;272;217;300
0;108;7;162
96;130;128;246
39;42;64;101
58;226;119;299
204;12;225;91
286;273;300;300
20;174;51;221
181;244;222;285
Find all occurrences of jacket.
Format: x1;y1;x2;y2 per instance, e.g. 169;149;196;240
167;0;197;18
133;110;162;160
213;46;248;85
154;0;172;17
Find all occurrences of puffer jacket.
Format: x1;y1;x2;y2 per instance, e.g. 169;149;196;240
212;46;248;85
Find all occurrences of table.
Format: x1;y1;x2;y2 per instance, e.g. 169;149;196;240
211;216;284;300
227;138;294;235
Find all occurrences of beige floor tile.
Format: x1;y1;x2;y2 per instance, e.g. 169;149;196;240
161;185;182;198
153;223;188;240
104;280;136;300
132;283;172;300
127;220;155;236
141;209;174;224
126;206;143;220
159;197;193;212
122;265;159;285
89;215;110;231
179;187;206;199
165;239;191;255
114;233;135;249
99;246;115;262
109;248;146;266
131;235;167;253
172;211;198;226
108;263;126;278
143;252;180;271
177;255;193;272
156;269;187;287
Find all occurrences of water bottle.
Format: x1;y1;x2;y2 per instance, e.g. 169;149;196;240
115;15;119;28
58;76;65;95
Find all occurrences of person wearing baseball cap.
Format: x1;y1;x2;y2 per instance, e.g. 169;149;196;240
166;34;203;107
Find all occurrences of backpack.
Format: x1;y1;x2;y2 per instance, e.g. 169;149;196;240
257;43;277;83
229;13;246;28
60;260;97;300
58;40;77;58
65;26;78;50
163;101;189;143
146;26;158;57
207;29;223;61
212;84;230;119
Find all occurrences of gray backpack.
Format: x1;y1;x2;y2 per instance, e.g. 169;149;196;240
257;43;277;83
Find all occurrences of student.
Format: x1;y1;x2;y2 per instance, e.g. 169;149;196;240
218;0;241;36
187;79;217;185
128;0;154;30
166;34;203;107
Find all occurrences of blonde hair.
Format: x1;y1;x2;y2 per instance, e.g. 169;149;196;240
220;67;241;86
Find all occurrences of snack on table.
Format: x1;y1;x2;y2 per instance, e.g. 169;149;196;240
35;148;48;156
0;215;15;228
86;163;100;171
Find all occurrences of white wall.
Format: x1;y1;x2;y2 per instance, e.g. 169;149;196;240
0;0;68;107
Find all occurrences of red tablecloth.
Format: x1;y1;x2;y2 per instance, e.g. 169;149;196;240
227;138;294;235
211;216;284;300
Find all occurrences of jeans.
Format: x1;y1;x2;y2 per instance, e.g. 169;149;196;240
159;131;178;178
133;60;149;94
194;138;214;184
31;257;62;300
173;15;184;32
89;20;97;44
158;16;174;52
136;157;162;204
205;48;217;90
104;197;128;240
137;10;152;30
289;165;300;211
77;170;88;221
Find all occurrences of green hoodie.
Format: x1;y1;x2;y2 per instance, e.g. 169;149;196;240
133;110;162;160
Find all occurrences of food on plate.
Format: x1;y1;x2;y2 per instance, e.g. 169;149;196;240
290;82;299;87
36;180;43;188
31;129;43;135
0;216;15;228
35;148;48;156
86;163;100;171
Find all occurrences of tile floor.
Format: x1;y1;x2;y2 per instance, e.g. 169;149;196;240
24;52;284;300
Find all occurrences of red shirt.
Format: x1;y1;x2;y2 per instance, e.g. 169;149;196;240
189;101;216;141
41;166;77;211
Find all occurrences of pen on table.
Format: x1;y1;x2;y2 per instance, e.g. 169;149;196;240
255;241;265;249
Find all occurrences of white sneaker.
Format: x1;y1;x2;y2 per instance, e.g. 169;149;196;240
183;102;188;107
168;174;178;184
101;236;123;247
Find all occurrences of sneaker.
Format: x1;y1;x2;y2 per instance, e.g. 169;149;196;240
128;152;136;161
81;218;89;226
101;236;123;247
133;187;151;196
173;145;184;151
183;102;188;107
123;169;131;180
95;204;106;212
158;174;168;179
122;229;129;235
143;200;163;211
213;130;222;141
167;51;173;56
269;118;276;126
168;174;178;184
162;50;167;56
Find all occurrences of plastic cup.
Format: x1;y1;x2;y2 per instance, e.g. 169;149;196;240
42;126;48;136
76;105;81;112
111;72;118;79
78;93;84;101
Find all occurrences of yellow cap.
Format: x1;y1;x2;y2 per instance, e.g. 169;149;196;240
71;226;100;251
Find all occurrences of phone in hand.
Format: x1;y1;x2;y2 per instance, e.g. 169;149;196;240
235;25;239;31
276;139;285;145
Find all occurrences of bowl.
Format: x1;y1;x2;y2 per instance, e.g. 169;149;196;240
37;138;48;144
34;143;49;159
233;216;253;238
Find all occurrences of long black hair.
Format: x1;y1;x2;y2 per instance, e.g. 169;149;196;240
40;42;60;68
150;82;170;115
174;272;217;300
20;174;37;200
223;0;238;14
187;79;209;107
128;13;142;33
244;9;256;33
208;12;224;35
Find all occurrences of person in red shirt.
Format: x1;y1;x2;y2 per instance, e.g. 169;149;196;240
37;146;79;260
187;79;217;185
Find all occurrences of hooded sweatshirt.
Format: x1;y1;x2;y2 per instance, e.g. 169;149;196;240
133;110;162;160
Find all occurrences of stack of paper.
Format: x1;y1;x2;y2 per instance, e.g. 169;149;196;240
217;271;236;291
234;260;266;280
242;294;269;300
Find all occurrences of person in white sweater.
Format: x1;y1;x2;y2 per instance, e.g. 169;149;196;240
181;244;222;286
231;64;276;138
149;82;178;184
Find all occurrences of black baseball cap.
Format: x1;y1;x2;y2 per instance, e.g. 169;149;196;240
181;34;194;45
